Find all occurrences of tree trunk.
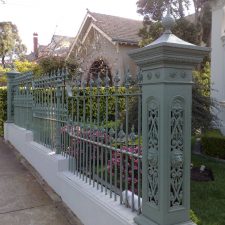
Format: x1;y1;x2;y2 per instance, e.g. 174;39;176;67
178;0;184;18
2;55;5;68
192;0;199;25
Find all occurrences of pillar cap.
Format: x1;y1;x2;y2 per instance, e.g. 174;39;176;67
7;69;20;78
148;6;195;47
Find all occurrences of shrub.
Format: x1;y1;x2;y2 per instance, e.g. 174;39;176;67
0;87;7;136
108;146;142;194
69;87;126;123
201;130;225;159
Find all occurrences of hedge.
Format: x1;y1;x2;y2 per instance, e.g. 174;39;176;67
0;87;137;136
201;130;225;159
0;87;7;136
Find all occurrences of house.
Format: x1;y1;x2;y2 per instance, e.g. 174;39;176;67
66;10;143;84
211;0;225;135
27;33;74;62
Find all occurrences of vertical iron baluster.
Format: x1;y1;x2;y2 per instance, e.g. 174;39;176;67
125;69;132;209
93;121;96;188
137;68;142;214
96;73;102;190
76;77;81;177
86;120;90;183
100;123;105;192
79;122;83;179
105;73;110;195
114;71;120;201
130;125;136;212
109;127;115;198
82;80;86;181
89;78;94;185
38;88;41;143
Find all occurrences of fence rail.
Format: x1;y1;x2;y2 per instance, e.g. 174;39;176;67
10;68;143;213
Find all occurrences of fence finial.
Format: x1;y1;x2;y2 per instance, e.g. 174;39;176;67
162;4;175;34
125;68;132;87
105;70;110;88
114;70;120;87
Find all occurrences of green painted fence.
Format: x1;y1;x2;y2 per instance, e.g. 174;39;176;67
6;10;209;225
7;68;143;213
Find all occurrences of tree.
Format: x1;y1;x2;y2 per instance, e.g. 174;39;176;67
138;18;199;47
192;62;218;133
137;0;191;22
137;1;217;133
137;0;215;46
35;56;78;79
0;22;26;68
14;60;40;74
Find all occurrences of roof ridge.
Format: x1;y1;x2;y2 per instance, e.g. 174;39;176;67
88;11;143;23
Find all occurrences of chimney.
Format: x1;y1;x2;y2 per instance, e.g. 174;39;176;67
33;32;38;59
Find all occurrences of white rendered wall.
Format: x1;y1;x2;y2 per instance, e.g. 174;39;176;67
211;0;225;134
4;123;136;225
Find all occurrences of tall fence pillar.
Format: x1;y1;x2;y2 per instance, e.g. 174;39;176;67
6;70;20;123
129;10;209;225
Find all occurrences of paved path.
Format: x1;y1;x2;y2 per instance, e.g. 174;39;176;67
0;138;82;225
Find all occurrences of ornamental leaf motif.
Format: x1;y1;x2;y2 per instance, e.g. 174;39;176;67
147;99;159;207
170;99;184;209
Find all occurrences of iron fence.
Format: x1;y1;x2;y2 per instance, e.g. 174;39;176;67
13;72;33;129
11;68;143;213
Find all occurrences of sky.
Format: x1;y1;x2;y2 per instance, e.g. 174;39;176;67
0;0;144;53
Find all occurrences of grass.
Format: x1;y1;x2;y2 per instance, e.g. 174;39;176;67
191;154;225;225
204;129;223;137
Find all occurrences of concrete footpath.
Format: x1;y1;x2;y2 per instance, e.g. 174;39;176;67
0;138;83;225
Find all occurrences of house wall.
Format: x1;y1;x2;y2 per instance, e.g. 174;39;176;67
74;28;138;84
211;0;225;134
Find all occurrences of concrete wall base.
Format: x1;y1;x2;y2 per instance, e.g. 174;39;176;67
4;123;136;225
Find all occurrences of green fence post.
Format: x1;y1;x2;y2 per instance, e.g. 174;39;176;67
129;10;209;225
55;74;62;154
6;70;20;123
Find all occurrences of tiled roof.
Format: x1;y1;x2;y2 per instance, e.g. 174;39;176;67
89;12;143;44
38;35;74;58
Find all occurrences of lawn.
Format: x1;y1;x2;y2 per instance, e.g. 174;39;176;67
191;154;225;225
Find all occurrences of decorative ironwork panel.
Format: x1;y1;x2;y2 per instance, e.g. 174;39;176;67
170;98;184;209
13;72;33;129
147;99;159;207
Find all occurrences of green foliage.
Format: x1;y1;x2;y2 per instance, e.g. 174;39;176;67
137;0;190;21
70;87;126;124
201;131;225;159
37;56;78;77
14;60;40;73
190;210;200;225
38;56;66;74
191;136;196;150
0;65;10;85
192;62;217;133
137;0;213;47
0;22;26;67
173;18;199;45
138;22;163;47
138;18;199;47
0;87;7;136
0;60;41;86
191;154;225;225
